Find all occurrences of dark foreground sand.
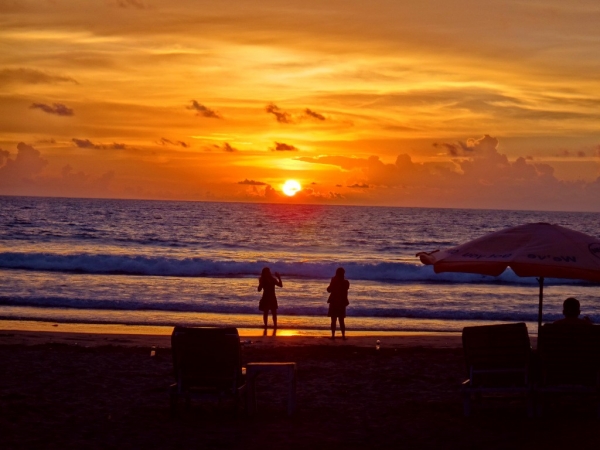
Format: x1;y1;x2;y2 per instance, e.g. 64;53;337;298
0;327;598;450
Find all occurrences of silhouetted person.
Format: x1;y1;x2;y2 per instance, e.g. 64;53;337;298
327;267;350;339
258;267;282;329
553;297;592;325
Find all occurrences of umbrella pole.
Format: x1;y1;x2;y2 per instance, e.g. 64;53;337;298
537;276;545;336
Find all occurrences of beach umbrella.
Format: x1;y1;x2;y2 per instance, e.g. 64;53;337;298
416;222;600;333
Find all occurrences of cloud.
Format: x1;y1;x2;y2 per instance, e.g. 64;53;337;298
158;138;189;148
296;134;600;209
210;142;237;152
72;139;99;149
555;149;588;158
433;140;482;157
30;103;74;117
0;149;10;166
304;108;326;121
0;68;77;85
187;100;222;119
0;143;116;197
60;165;115;192
264;185;279;200
266;104;329;124
72;138;126;150
0;142;48;184
238;179;267;185
272;142;298;152
221;142;237;152
265;103;293;124
35;138;57;145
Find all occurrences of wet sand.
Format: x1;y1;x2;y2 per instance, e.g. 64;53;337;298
0;322;595;449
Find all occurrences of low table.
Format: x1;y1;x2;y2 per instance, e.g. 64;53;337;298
246;362;297;416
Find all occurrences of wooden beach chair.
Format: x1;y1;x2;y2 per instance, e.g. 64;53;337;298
169;326;246;415
535;324;600;417
461;322;533;416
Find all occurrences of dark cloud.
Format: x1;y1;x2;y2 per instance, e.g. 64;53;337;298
336;184;343;187
265;104;328;124
223;142;237;152
266;103;293;124
348;183;370;188
238;179;267;186
433;141;473;157
304;108;326;121
72;138;126;150
72;138;98;149
272;142;298;152
159;138;189;148
30;103;74;117
187;100;222;119
211;142;237;152
0;68;77;85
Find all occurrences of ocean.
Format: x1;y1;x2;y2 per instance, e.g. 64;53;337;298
1;196;599;334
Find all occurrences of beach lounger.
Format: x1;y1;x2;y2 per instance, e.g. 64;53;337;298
535;324;600;417
461;322;533;417
169;326;246;415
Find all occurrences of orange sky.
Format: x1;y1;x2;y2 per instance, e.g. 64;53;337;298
1;0;600;211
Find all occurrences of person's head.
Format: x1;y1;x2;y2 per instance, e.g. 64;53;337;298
335;267;345;279
563;297;581;318
261;267;272;279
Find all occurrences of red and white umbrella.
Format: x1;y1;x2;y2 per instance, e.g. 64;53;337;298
417;222;600;332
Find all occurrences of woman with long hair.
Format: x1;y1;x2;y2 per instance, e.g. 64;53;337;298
258;267;283;329
327;267;350;339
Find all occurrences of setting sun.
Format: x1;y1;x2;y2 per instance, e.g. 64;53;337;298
282;180;302;196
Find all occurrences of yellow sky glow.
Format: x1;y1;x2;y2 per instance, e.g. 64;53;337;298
1;0;600;211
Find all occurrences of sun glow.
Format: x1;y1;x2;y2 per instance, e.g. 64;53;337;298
282;179;302;196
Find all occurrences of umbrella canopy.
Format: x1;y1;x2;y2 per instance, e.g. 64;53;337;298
417;222;600;331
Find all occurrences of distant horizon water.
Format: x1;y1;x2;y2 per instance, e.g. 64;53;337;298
4;194;600;214
1;196;599;334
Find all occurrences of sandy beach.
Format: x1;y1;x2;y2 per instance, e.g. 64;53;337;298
0;321;597;450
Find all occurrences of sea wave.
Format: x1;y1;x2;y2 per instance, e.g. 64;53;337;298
0;295;570;322
0;251;593;286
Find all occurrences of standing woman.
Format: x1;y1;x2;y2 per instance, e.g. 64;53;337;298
327;267;350;339
258;267;282;329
